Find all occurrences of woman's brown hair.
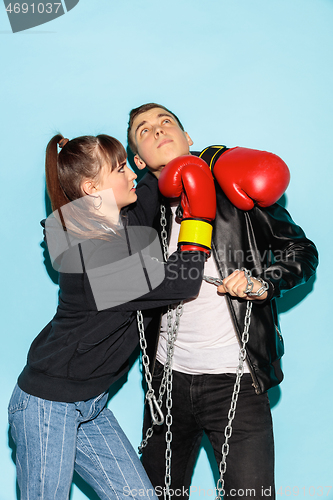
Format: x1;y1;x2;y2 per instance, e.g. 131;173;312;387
45;134;127;238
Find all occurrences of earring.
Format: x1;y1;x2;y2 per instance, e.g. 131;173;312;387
92;194;102;210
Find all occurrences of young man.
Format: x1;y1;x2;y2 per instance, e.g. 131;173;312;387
127;103;318;499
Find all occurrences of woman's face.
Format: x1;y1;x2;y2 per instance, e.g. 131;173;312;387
96;159;137;211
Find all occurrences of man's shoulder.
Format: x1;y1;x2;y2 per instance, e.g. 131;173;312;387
191;145;228;169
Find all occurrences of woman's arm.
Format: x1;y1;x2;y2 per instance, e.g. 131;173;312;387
125;171;162;228
111;250;206;312
79;233;206;312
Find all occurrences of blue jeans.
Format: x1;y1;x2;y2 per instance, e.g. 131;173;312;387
142;362;275;499
8;384;157;500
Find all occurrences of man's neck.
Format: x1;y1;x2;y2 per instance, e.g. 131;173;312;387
149;151;192;179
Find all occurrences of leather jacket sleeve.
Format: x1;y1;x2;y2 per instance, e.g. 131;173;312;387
250;202;318;299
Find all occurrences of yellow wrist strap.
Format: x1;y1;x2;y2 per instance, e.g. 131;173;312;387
178;219;213;250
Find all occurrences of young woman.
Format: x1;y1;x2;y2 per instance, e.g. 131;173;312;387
8;134;209;500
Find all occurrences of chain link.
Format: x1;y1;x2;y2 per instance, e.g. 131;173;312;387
203;275;223;287
160;204;169;262
137;204;184;500
242;267;269;297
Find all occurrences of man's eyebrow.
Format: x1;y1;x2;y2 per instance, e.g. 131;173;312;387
134;113;174;137
134;120;147;137
157;113;174;121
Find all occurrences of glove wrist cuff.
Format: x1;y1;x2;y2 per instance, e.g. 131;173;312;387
178;218;213;252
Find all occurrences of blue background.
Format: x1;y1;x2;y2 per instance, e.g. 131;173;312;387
0;0;331;498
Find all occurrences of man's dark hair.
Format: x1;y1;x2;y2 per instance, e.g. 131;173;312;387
127;103;184;155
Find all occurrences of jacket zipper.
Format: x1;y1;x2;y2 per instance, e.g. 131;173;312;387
275;324;283;342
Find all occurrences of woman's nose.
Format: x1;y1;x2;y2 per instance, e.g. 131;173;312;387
127;166;137;180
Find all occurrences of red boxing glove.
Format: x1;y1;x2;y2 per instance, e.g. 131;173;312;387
212;147;290;210
159;155;216;254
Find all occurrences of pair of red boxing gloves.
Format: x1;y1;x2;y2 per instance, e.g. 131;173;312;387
158;147;290;255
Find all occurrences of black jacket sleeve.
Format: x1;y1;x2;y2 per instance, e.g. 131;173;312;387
76;233;206;313
108;250;206;312
125;171;162;228
251;203;318;299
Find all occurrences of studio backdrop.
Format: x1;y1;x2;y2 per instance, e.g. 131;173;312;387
0;1;331;499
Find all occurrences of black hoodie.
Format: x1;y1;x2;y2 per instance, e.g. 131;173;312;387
18;172;205;402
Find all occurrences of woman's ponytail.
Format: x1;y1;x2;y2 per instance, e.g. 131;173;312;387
44;132;127;239
45;134;70;212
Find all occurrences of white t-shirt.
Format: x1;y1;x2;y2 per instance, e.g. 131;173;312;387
156;202;250;375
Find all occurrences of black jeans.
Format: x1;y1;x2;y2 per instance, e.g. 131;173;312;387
142;361;275;500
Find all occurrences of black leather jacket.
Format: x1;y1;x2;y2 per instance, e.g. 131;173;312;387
211;180;318;393
138;160;318;395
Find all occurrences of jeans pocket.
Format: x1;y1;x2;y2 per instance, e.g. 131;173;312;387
8;385;30;433
8;385;30;415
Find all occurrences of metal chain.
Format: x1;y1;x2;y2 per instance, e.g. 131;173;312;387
203;275;223;286
214;268;268;500
243;268;269;297
158;204;187;499
137;203;184;500
137;310;164;427
160;204;169;262
164;303;183;497
138;204;171;452
137;205;172;442
215;298;252;500
138;303;182;453
158;205;185;500
204;268;269;297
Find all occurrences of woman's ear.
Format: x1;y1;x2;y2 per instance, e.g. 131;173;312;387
81;179;96;196
134;154;147;170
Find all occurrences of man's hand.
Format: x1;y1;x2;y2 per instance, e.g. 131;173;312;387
217;269;268;301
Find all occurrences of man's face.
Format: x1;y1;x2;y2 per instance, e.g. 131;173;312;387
131;107;193;178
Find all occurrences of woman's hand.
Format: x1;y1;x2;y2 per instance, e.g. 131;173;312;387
217;269;268;301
